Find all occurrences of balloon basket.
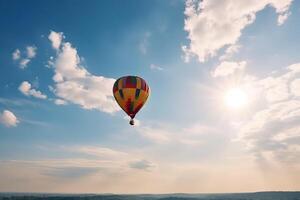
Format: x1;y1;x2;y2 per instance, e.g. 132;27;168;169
129;119;134;126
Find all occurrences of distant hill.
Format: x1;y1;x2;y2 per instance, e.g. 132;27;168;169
0;191;300;200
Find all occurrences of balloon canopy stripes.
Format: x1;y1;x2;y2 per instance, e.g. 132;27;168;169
113;76;150;125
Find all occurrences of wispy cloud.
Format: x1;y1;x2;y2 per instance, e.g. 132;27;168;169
150;64;164;71
212;61;246;77
43;166;101;178
0;97;40;107
219;44;242;61
139;32;151;55
129;159;155;171
235;63;300;164
0;144;156;182
135;122;220;147
71;146;129;160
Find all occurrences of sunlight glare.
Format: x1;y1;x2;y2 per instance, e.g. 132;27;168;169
225;88;248;109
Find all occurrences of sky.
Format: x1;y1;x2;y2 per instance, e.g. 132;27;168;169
0;0;300;194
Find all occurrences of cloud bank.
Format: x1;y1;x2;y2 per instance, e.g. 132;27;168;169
239;63;300;164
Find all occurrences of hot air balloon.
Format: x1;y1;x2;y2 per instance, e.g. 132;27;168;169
113;76;150;125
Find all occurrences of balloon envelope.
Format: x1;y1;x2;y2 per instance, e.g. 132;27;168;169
113;76;150;120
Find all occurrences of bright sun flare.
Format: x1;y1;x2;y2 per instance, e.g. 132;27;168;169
225;88;248;109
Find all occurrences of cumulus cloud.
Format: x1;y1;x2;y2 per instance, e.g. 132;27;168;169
183;0;293;62
18;81;47;99
212;61;246;77
277;11;290;25
48;31;119;113
12;45;37;69
26;46;37;58
0;110;19;127
48;31;63;50
12;49;20;60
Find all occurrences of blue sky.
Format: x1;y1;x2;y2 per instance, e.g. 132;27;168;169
0;0;300;193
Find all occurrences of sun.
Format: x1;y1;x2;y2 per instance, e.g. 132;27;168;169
224;88;248;109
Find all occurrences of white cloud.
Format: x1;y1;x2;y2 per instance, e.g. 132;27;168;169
183;0;293;62
290;78;300;97
238;62;300;164
54;99;67;105
12;49;20;60
136;123;218;146
13;45;37;69
19;58;30;69
219;44;241;61
46;56;55;68
0;149;158;193
48;31;63;50
0;97;38;107
26;46;37;58
150;64;163;71
139;32;151;54
212;61;246;77
48;31;119;113
256;64;300;103
74;146;129;160
240;100;300;163
278;12;291;25
259;76;290;102
59;146;157;175
18;81;47;99
0;110;19;127
137;126;171;144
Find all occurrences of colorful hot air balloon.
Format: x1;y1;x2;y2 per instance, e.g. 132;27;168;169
113;76;150;125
